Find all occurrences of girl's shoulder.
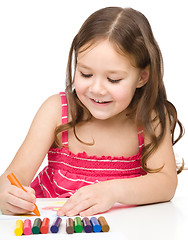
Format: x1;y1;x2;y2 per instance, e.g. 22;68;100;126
38;93;62;127
43;93;62;109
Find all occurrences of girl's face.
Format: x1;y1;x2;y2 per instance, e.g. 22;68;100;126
74;39;144;121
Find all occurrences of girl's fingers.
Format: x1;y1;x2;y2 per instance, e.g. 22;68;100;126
57;197;93;217
65;198;95;217
57;182;115;217
5;202;34;215
24;186;36;196
6;192;35;212
8;185;36;204
57;192;83;216
24;187;36;203
1;209;13;215
80;204;101;217
57;200;74;216
0;185;36;215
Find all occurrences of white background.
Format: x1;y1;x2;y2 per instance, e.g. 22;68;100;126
0;0;187;178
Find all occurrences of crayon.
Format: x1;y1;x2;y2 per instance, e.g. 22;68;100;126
82;217;93;233
14;220;23;236
66;218;74;234
98;216;110;232
74;217;83;233
32;218;42;234
23;219;32;235
40;218;50;234
50;217;62;233
90;217;102;233
7;173;40;216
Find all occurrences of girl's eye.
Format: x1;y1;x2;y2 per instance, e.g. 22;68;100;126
80;72;93;78
80;72;122;83
107;77;122;83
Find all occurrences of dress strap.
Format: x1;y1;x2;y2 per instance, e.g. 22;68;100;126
59;92;68;146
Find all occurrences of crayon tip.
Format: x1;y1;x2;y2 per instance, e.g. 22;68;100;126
33;204;40;216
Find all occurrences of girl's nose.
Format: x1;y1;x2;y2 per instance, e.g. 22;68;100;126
89;78;106;95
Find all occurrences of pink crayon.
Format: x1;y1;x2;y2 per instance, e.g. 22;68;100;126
23;219;32;235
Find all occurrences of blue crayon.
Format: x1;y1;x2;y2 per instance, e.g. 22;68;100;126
50;217;62;233
90;217;102;233
82;217;93;233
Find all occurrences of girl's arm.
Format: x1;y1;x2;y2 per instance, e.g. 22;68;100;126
58;113;178;217
0;94;62;214
115;120;177;206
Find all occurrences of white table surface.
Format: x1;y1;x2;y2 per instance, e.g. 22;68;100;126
0;171;188;240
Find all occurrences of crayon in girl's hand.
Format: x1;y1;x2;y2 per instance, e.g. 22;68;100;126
7;172;40;216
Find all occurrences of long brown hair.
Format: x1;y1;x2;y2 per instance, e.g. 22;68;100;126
55;7;184;173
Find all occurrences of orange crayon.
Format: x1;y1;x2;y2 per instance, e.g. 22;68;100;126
7;173;40;216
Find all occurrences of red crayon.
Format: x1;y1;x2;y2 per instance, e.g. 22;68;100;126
7;173;40;216
40;218;50;234
23;219;32;235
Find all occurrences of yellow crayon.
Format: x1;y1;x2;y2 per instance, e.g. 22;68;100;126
14;219;23;236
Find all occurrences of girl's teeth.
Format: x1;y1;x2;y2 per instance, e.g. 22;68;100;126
94;99;105;103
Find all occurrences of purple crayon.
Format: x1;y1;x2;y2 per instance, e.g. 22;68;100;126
82;217;93;233
50;217;62;233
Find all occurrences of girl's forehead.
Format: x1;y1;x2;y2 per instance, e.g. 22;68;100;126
78;39;107;55
77;39;137;68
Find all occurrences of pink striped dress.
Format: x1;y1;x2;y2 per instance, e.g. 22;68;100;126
30;92;147;198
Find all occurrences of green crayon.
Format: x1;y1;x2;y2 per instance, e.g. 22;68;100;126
32;218;42;234
74;217;83;233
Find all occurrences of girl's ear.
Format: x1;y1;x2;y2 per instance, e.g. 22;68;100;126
137;65;150;88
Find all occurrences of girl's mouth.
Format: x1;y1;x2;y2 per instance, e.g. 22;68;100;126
90;98;112;105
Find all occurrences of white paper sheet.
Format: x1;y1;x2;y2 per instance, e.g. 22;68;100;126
0;232;126;240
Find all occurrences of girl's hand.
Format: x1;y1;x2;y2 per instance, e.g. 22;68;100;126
0;185;36;215
57;180;117;217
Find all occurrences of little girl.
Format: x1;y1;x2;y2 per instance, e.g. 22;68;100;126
0;7;184;217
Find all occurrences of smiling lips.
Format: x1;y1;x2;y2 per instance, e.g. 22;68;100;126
90;98;112;105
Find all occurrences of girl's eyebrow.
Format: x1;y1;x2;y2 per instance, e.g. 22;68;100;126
77;62;128;75
77;62;93;70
